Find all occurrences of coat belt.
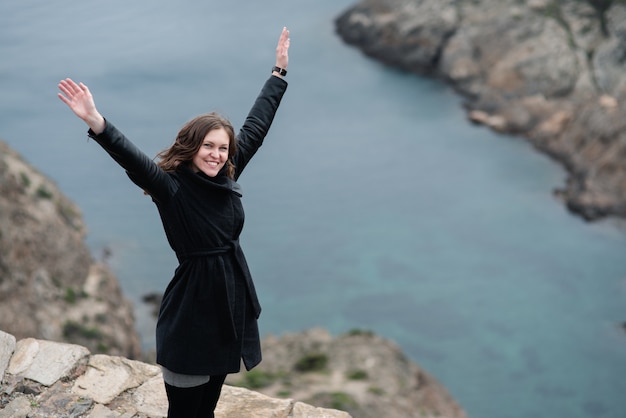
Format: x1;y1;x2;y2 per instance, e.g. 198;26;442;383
175;239;262;322
176;240;237;262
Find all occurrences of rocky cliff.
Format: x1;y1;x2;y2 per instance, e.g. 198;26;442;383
227;328;466;418
0;329;351;418
0;139;140;359
336;0;626;221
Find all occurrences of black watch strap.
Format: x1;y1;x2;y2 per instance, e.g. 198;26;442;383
272;66;287;76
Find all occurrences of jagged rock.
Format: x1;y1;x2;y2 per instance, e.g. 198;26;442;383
72;355;161;404
7;338;89;386
0;330;352;418
227;328;466;418
336;0;626;221
0;332;15;377
0;396;31;418
0;140;141;358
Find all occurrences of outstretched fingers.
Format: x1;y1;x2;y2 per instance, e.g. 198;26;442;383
58;78;82;99
278;26;289;44
59;78;75;94
275;27;290;69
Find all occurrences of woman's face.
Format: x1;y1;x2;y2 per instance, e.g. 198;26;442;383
192;128;230;177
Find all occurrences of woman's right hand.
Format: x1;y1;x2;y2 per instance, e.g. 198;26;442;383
58;78;106;134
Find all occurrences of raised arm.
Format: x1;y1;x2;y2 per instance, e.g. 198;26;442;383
57;79;176;201
234;27;290;178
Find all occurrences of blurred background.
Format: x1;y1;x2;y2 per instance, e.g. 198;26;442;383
1;1;625;417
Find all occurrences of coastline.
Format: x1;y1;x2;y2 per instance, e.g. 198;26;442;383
335;0;626;221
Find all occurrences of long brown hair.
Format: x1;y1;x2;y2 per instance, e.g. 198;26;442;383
156;112;237;178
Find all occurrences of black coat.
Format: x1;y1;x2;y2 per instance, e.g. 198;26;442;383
88;76;288;375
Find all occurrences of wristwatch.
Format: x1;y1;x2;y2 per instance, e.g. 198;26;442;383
272;66;287;76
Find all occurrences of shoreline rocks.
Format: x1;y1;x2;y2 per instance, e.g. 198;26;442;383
335;0;626;221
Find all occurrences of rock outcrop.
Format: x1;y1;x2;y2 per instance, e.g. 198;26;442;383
0;140;140;359
336;0;626;221
227;328;467;418
0;330;351;418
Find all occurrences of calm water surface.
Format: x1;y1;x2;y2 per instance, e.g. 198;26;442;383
1;1;625;418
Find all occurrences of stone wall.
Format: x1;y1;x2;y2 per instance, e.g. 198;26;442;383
0;330;351;418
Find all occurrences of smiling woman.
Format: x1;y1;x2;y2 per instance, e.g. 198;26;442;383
56;27;291;418
156;113;237;179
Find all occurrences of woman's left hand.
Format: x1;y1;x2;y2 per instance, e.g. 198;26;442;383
274;27;290;73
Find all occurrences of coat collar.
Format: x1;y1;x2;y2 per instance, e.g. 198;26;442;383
178;164;242;197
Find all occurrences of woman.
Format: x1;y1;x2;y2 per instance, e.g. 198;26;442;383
58;27;290;418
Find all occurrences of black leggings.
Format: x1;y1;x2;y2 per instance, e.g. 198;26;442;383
164;375;227;418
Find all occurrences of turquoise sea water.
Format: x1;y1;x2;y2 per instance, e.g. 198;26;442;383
1;1;625;418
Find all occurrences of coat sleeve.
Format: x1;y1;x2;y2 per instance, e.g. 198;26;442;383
233;75;288;180
88;120;177;203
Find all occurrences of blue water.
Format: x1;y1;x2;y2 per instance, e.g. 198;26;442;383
2;1;625;418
